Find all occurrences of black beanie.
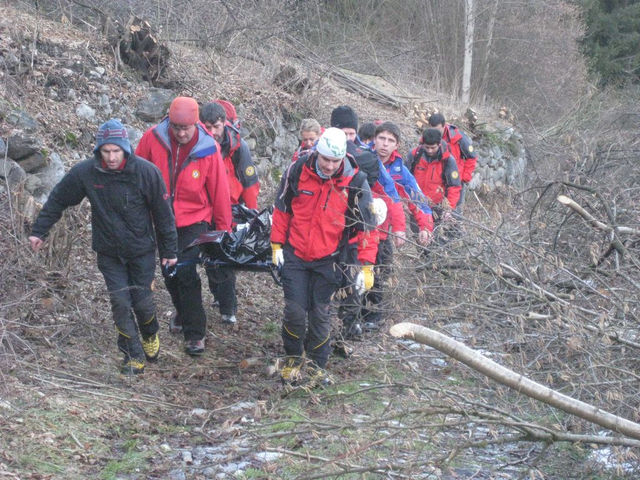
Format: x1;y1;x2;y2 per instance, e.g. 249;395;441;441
422;128;442;145
428;113;446;127
330;105;358;130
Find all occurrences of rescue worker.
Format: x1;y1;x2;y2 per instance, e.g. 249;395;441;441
363;121;434;331
199;101;260;325
407;128;461;217
271;127;375;386
136;97;232;356
407;128;462;255
292;118;322;162
29;119;178;375
428;113;477;210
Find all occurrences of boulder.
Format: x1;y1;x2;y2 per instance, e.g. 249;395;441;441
76;102;96;121
5;109;39;132
7;135;41;160
0;157;27;188
17;152;47;173
135;88;174;122
24;174;44;196
36;152;65;196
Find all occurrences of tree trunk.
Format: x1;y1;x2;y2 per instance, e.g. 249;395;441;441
461;0;474;104
390;322;640;441
480;0;499;104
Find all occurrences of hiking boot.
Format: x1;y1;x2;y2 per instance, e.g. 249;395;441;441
169;312;182;334
185;338;205;356
221;314;236;324
121;358;145;375
141;333;159;362
280;358;302;386
306;365;334;388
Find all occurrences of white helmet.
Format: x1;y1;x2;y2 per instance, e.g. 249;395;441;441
316;127;347;159
371;197;388;226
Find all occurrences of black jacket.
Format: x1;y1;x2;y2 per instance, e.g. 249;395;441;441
31;153;177;260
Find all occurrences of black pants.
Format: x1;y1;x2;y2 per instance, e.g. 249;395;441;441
281;247;341;369
164;222;209;341
97;251;158;361
205;266;237;315
361;236;394;325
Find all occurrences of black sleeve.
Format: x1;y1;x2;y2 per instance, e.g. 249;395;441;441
443;157;462;186
459;133;477;159
350;172;375;232
233;140;259;187
274;159;302;214
140;159;178;259
30;165;87;239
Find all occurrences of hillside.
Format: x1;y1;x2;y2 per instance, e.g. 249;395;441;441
2;3;640;480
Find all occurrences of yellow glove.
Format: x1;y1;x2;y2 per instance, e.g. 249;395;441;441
355;264;375;295
271;242;284;268
362;264;374;290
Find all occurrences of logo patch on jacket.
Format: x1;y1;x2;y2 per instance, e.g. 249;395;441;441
468;145;474;152
300;190;313;196
452;171;459;179
245;166;255;176
394;166;402;172
192;169;200;179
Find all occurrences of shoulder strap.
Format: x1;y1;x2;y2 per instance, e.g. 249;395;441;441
410;147;425;173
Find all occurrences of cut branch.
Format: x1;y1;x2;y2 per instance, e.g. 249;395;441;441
390;322;640;441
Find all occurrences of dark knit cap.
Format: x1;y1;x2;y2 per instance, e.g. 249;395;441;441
422;128;442;145
200;102;227;124
428;113;446;127
330;105;358;130
93;119;131;157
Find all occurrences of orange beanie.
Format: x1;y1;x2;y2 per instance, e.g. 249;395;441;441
169;97;199;124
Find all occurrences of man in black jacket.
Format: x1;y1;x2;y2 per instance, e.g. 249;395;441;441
29;119;178;375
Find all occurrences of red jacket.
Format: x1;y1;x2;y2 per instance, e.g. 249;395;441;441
135;118;232;231
271;153;374;263
442;124;477;183
408;143;461;208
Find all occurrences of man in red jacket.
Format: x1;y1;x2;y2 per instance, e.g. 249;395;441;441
428;113;477;210
136;96;232;356
407;128;462;257
199;101;260;325
271;127;375;386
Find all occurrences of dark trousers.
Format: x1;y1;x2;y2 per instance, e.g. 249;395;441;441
337;244;362;330
455;182;468;212
281;248;341;369
205;266;237;315
97;251;158;361
164;222;208;341
361;236;394;325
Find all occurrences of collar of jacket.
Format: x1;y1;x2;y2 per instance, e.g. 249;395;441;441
93;152;135;173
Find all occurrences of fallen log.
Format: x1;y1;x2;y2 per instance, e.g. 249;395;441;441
390;322;640;441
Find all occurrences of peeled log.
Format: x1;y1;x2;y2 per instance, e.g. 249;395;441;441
390;322;640;441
